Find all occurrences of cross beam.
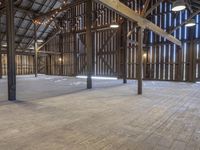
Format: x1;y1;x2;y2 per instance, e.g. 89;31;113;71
95;0;182;47
144;0;164;17
37;30;61;52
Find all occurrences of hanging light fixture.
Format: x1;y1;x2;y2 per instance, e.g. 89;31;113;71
58;58;62;62
185;19;196;27
143;53;147;58
110;22;119;28
172;0;186;12
37;39;44;43
2;43;7;47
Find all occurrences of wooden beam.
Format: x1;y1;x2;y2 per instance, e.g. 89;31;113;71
141;0;151;16
59;32;64;75
137;27;144;95
98;29;119;75
95;0;182;46
0;50;59;55
34;0;85;21
0;59;1;80
186;2;193;14
121;21;127;83
37;30;61;51
144;0;164;17
127;22;137;38
0;15;2;79
6;0;16;100
1;50;33;55
34;24;38;77
86;0;93;89
73;33;77;76
189;28;196;82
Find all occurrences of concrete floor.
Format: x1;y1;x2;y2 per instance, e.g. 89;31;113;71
0;75;200;150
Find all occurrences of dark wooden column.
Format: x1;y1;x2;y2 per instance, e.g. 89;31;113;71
73;33;77;76
189;28;196;82
121;21;127;84
46;54;52;75
46;53;50;75
6;0;16;100
34;23;38;77
59;33;64;76
58;20;64;76
137;27;144;95
120;1;127;84
176;45;183;81
86;0;93;89
72;6;78;77
0;47;2;79
20;55;23;75
0;16;2;79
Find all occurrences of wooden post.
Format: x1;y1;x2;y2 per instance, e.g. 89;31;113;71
177;46;183;81
189;28;196;82
45;55;48;75
0;49;2;79
49;55;52;75
73;33;77;76
46;53;51;75
34;23;38;77
59;33;64;76
122;21;127;83
143;29;149;80
120;0;127;83
0;16;2;79
86;0;93;89
6;0;16;100
137;27;144;95
192;41;196;83
20;55;23;75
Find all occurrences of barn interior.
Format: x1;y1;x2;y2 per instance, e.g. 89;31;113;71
0;0;200;149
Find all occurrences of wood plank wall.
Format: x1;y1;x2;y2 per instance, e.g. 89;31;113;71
144;0;200;81
1;54;34;75
44;0;200;81
45;1;122;77
2;0;199;82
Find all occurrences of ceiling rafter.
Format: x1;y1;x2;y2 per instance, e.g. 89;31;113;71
34;0;85;21
22;0;59;51
14;0;38;50
144;0;165;17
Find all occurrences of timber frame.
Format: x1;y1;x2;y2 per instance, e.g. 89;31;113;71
0;0;200;100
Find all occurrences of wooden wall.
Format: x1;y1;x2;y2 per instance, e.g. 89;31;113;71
1;54;34;75
1;0;200;82
145;1;200;81
43;0;200;82
45;1;122;77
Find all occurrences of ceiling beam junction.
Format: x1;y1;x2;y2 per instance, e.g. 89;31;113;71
95;0;182;46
